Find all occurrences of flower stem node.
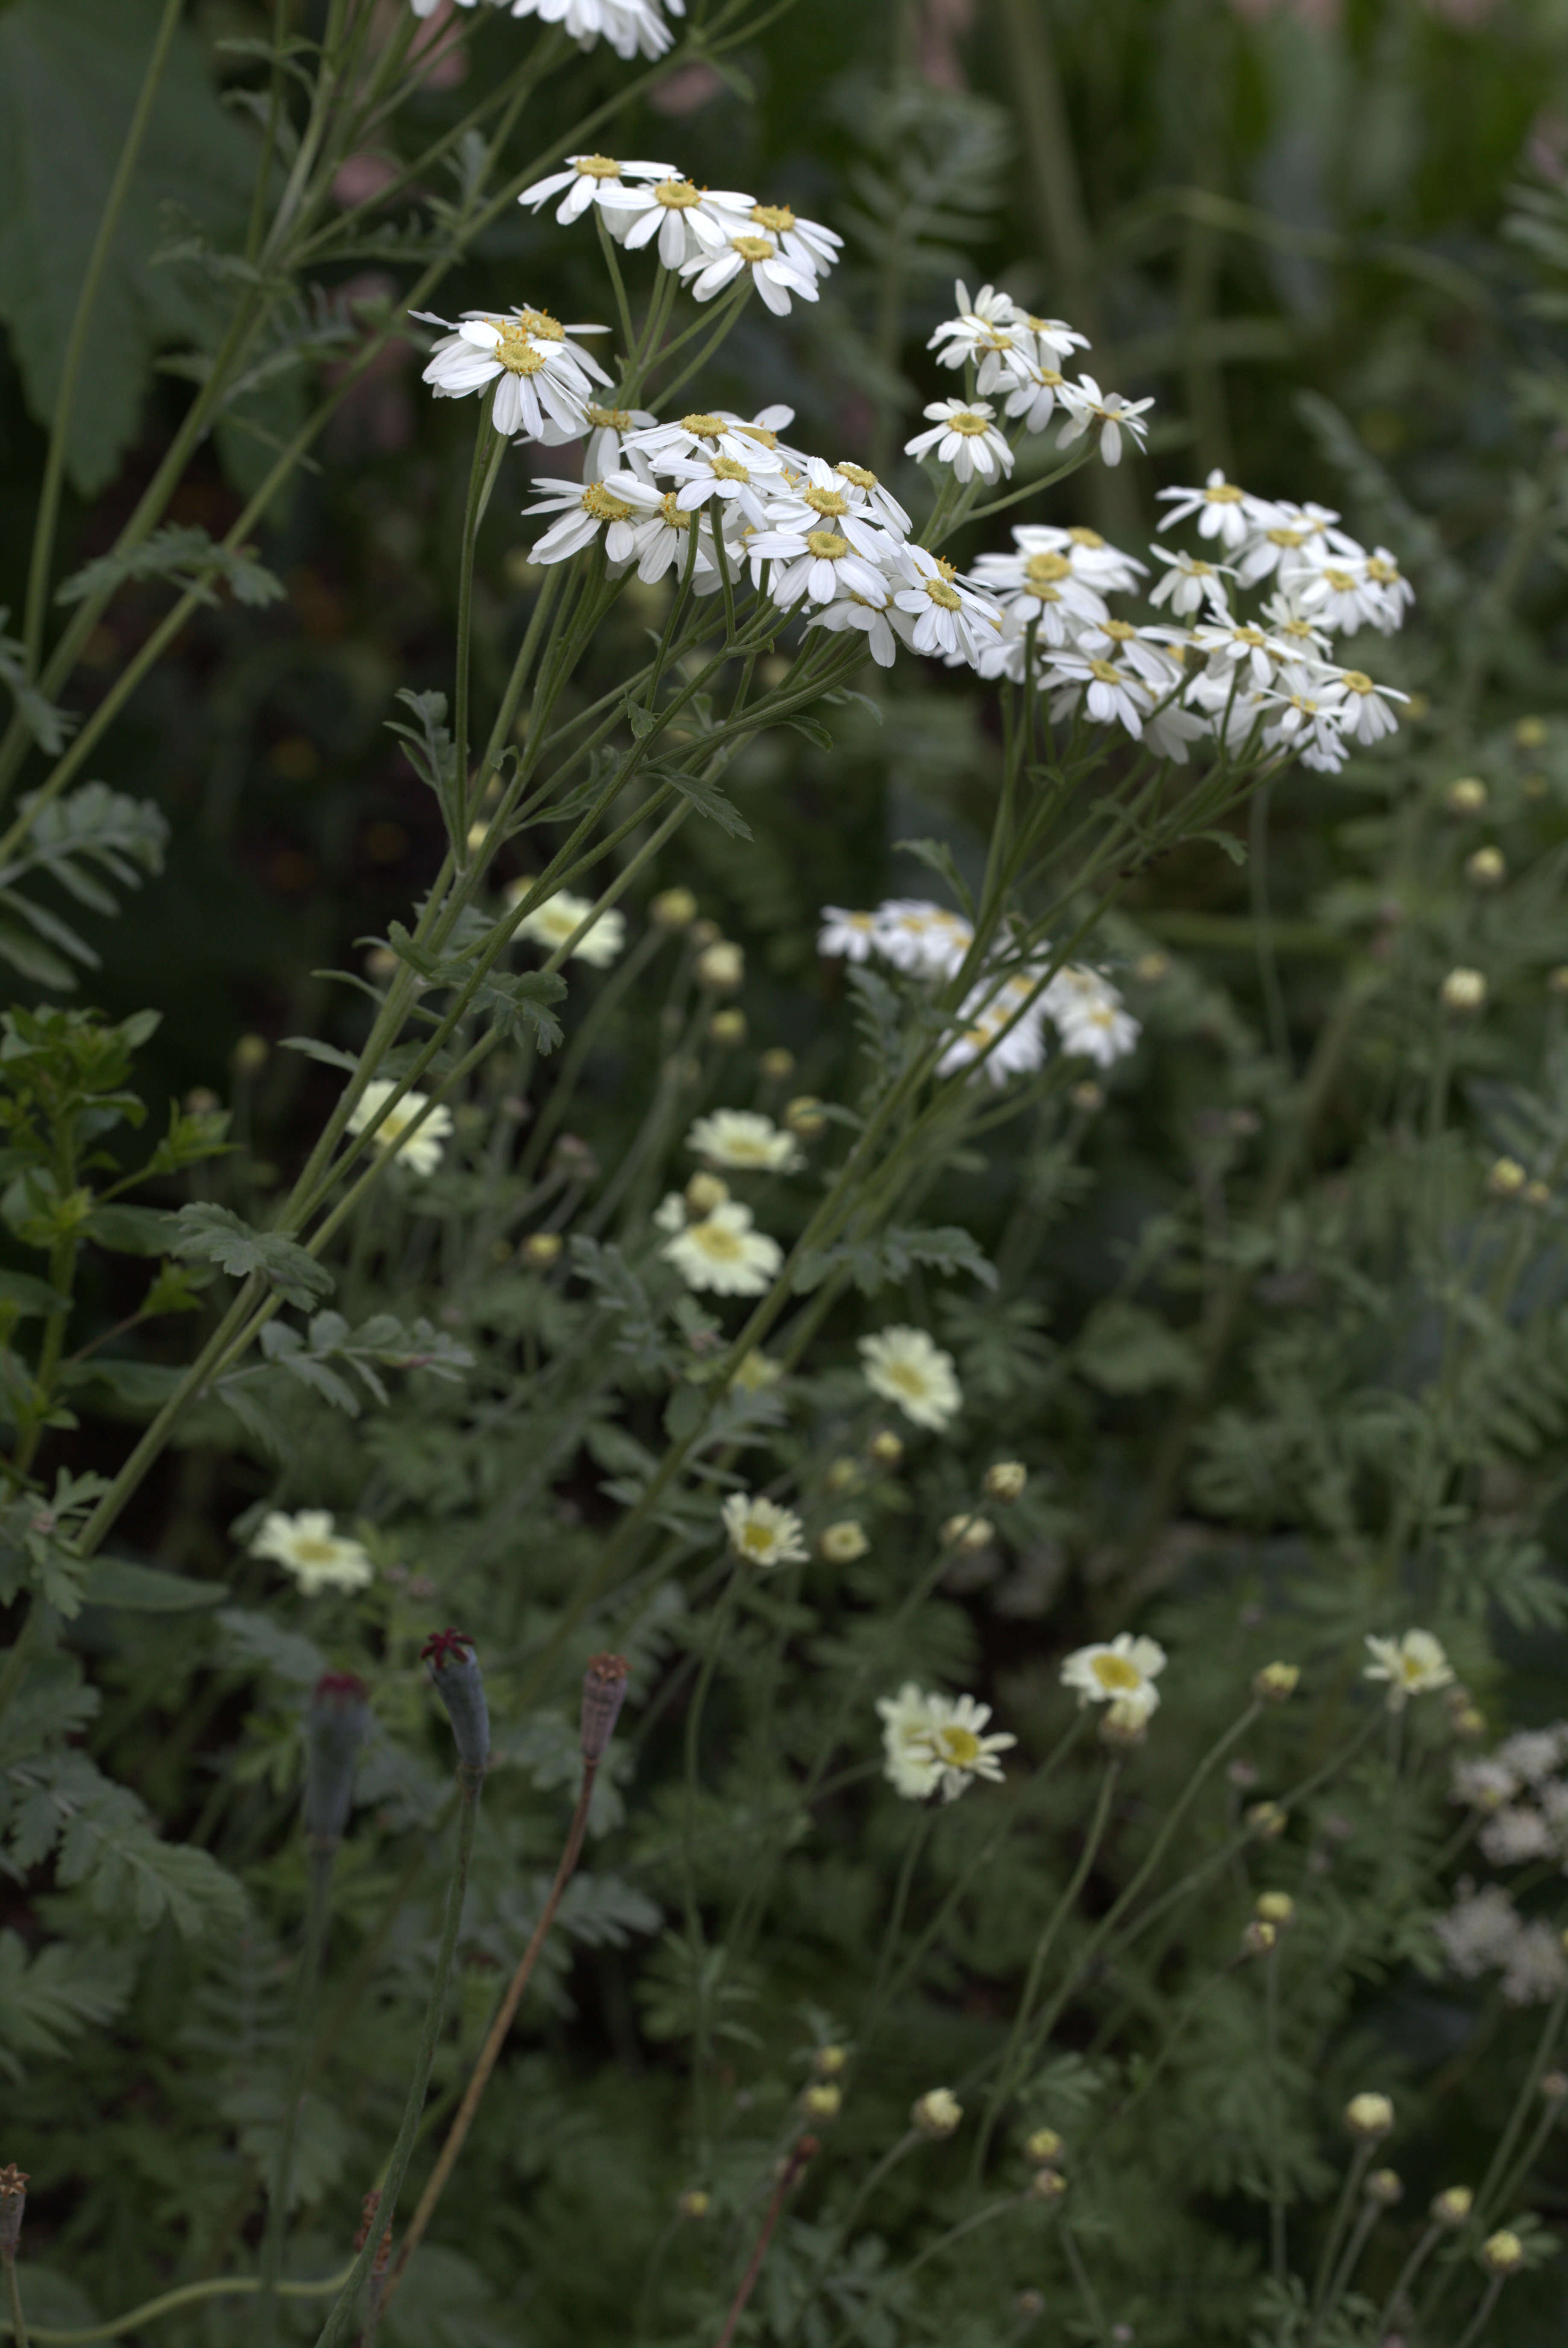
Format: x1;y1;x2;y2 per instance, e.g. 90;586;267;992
677;2189;711;2221
420;1629;491;1778
1254;1661;1301;1703
1255;1891;1295;1928
1245;1801;1289;1841
0;2165;27;2259
984;1460;1028;1503
868;1430;904;1470
1365;2168;1403;2207
302;1672;372;1850
580;1653;630;1761
1445;776;1488;813
1481;2229;1525;2277
1023;2128;1063;2166
801;2082;842;2122
912;2087;963;2139
522;1230;563;1268
1344;2092;1395;2142
1432;2185;1474;2228
651;886;698;930
1027;2166;1068;2204
1242;1918;1278;1958
1440;967;1487;1014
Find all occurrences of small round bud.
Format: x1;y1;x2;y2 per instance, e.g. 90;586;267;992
819;1520;869;1564
1525;1180;1552;1208
984;1461;1028;1503
685;1172;730;1218
1441;967;1487;1014
1543;2069;1568;2102
1027;2166;1067;2203
1516;715;1547;747
1255;1891;1295;1928
1445;776;1488;813
760;1047;795;1081
1366;2167;1403;2206
677;2188;711;2220
1228;1757;1260;1790
1550;966;1568;997
1432;2185;1474;2226
1070;1080;1105;1114
709;1008;747;1046
1016;2289;1045;2319
1254;1662;1300;1703
1487;1156;1527;1199
420;1629;490;1779
185;1086;220;1116
1466;846;1506;889
1454;1705;1488;1741
801;2082;842;2121
1246;1801;1289;1841
1242;1919;1278;1958
1024;2128;1063;2166
1099;1698;1150;1751
784;1095;827;1140
551;1133;599;1183
813;2044;848;2078
825;1456;860;1495
696;940;743;992
232;1032;269;1075
651;886;698;930
1481;2228;1525;2276
1345;2092;1395;2142
911;2087;963;2139
942;1512;994;1554
522;1230;562;1269
868;1430;904;1470
1134;951;1170;983
689;917;721;948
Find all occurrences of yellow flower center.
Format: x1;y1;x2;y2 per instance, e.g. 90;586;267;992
751;201;796;231
1101;618;1137;641
935;556;958;579
836;462;876;488
1234;626;1266;646
1025;552;1072;587
711;455;750;481
1087;658;1122;686
1366;556;1398;584
584;403;632;429
804;485;849;516
294;1537;340;1565
511;308;563;340
948;411;991;436
805;531;849;559
935;1725;982;1766
887;1362;932;1397
1324;567;1357;590
573;154;622;179
695;1222;744;1261
738;1520;775;1554
655;179;702;208
1069;527;1105;548
582;482;635;522
658;493;691;529
1342;669;1374;693
681;411;727;439
925;579;962;610
1266;527;1306;547
1091;1652;1142;1692
496;329;547;376
732;234;775;261
1206;481;1244;502
736;421;778;448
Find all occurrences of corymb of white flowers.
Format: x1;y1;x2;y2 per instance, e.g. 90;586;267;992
250;1509;373;1597
877;1682;1018;1803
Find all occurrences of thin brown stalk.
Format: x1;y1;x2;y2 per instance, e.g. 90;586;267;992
714;2137;818;2348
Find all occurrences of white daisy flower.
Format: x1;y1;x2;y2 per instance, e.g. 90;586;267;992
686;1108;802;1172
1334;667;1407;745
1046;648;1153;740
1189;614;1291;690
745;520;892;612
1363;1630;1455;1709
1044;968;1140;1067
804;575;900;669
625;408;790;476
663;444;777;527
936;973;1049;1086
859;1324;963;1431
1261;662;1351;772
414;305;609;440
250;1509;374;1597
997;355;1074;435
596;174;755;270
1060;1632;1166;1721
523;475;645;565
1148;546;1233;618
508;883;626;966
825;459;911;536
762;456;906;557
569;400;656;479
346;1078;453;1175
682;227;818;316
817;907;881;962
1232;500;1350;587
605;475;721;586
929;305;1032;396
1280;554;1389;636
873;898;974;979
517;152;675;226
663;1199;782;1295
721;1490;808;1568
904;397;1014;484
923;1692;1018;1802
889;546;1002;665
1256;589;1332;660
500;0;680;63
1056;375;1154;466
969;545;1108;647
705;197;842;279
1362;548;1415;632
1153;470;1260;549
1008;522;1148;597
877;1682;949;1799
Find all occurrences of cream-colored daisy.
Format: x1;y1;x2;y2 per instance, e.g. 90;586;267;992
685;1108;803;1173
819;1520;869;1563
858;1325;962;1432
721;1491;808;1569
249;1509;373;1597
1060;1632;1167;1722
346;1079;453;1176
876;1681;948;1799
1364;1630;1454;1710
924;1692;1016;1801
508;884;625;967
661;1200;782;1297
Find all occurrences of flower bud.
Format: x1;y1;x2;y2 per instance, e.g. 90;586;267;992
1454;1705;1487;1741
801;2082;842;2121
1481;2228;1525;2276
302;1672;371;1849
868;1430;903;1470
1024;2128;1063;2166
1245;1801;1288;1841
1070;1080;1104;1113
1134;951;1170;983
1487;1157;1527;1200
1541;2069;1568;2102
760;1048;795;1081
1525;1179;1551;1208
912;2087;962;2139
1027;2166;1067;2203
984;1461;1028;1503
1255;1891;1295;1928
1016;2289;1045;2319
1466;846;1506;889
1516;715;1547;747
0;2164;27;2259
1365;2168;1403;2206
1550;965;1568;997
696;940;743;992
784;1095;826;1140
690;917;721;948
819;1521;869;1564
550;1133;599;1183
1242;1919;1278;1958
1100;1698;1151;1751
232;1032;269;1075
522;1230;562;1269
1441;967;1487;1014
651;887;698;930
685;1172;730;1217
1254;1662;1300;1703
709;1009;746;1046
1445;776;1487;814
1345;2092;1394;2142
580;1653;629;1762
813;2044;848;2078
420;1629;490;1777
826;1456;860;1494
677;2188;711;2220
1432;2185;1474;2228
942;1512;993;1554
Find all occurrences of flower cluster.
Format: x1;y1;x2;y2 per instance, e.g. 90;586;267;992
413;0;686;67
877;1682;1017;1802
1435;1882;1568;2007
519;156;840;304
818;896;1139;1086
916;280;1150;473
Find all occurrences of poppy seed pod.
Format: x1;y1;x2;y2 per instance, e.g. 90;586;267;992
0;2163;27;2258
302;1672;372;1849
581;1652;630;1761
421;1629;490;1777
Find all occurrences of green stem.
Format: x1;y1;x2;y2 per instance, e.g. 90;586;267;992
256;1846;335;2337
3;2257;28;2348
0;2265;353;2345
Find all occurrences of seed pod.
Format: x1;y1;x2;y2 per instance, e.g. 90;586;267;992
420;1629;490;1776
0;2164;27;2258
302;1673;372;1850
580;1653;630;1761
